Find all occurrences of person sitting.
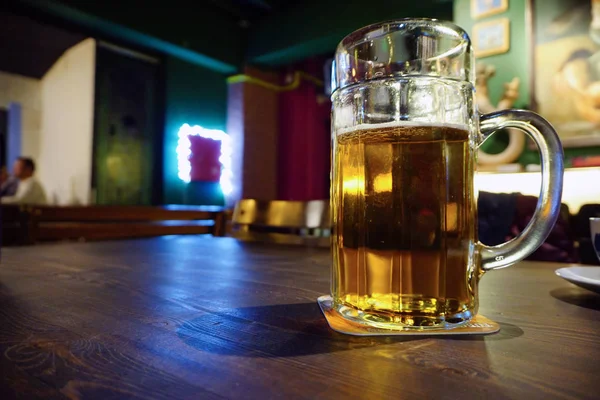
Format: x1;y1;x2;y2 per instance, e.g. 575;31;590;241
0;165;18;197
1;157;47;205
478;191;577;263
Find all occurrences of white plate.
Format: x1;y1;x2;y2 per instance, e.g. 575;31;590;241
555;266;600;294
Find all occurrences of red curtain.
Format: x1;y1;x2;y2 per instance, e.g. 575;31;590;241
277;59;331;200
189;135;221;182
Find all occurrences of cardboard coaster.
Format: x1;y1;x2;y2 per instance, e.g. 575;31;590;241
318;295;500;336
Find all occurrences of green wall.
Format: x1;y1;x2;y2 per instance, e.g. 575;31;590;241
248;0;454;66
454;0;530;157
454;0;530;108
163;57;228;205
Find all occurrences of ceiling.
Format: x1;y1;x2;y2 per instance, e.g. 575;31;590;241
0;10;85;79
211;0;454;22
214;0;455;20
208;0;300;24
0;0;456;78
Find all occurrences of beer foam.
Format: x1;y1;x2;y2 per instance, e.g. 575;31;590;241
337;120;470;135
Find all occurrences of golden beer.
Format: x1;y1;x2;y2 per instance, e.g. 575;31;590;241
331;123;479;328
328;19;563;333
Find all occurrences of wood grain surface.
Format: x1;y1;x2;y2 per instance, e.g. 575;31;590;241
0;236;598;399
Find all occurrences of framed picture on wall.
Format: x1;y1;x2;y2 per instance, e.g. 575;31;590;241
531;0;600;147
471;0;508;19
473;18;510;58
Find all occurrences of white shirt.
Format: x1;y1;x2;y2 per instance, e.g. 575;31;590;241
1;177;47;205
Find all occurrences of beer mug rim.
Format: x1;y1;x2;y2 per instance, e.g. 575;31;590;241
331;18;473;95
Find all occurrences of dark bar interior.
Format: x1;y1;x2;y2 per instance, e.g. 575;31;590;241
0;1;598;399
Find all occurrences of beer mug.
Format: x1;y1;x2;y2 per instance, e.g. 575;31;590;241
330;19;564;330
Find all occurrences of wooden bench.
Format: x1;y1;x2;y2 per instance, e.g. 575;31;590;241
1;205;36;245
1;205;226;245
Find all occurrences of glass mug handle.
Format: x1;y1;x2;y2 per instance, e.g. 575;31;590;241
477;109;564;271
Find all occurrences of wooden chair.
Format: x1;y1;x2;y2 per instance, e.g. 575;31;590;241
230;199;330;246
0;205;35;246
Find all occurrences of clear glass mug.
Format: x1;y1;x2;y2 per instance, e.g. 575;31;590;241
330;19;564;330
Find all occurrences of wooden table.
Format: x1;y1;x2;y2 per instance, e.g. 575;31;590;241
0;237;598;399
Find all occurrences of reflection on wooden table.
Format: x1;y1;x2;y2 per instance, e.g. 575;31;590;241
0;236;598;399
